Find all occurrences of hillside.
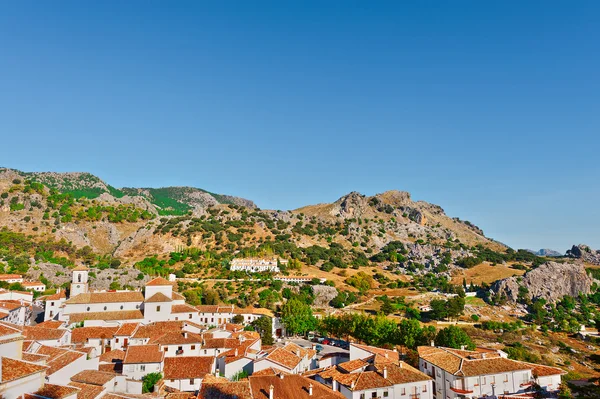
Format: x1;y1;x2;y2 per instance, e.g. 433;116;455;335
0;166;557;296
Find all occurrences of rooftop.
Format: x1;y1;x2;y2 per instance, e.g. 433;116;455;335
69;310;144;323
1;357;48;383
163;356;214;379
145;277;173;286
71;326;119;344
70;370;117;386
32;383;80;399
123;344;164;364
65;291;144;304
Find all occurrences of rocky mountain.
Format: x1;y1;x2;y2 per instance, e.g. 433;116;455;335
567;244;600;265
491;261;594;303
526;248;563;257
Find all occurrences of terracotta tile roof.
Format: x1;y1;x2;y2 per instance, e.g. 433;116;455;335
0;321;22;337
196;305;219;313
171;304;198;313
71;370;117;386
65;291;144;304
351;371;393;391
527;362;566;377
99;363;123;373
69;310;144;323
375;362;432;384
0;274;22;279
149;331;203;345
32;346;87;375
44;291;67;301
249;374;345;399
262;347;302;370
165;394;196;399
163;356;214;379
418;346;535;377
67;382;104;399
71;326;118;343
23;281;46;287
252;367;290;377
202;338;240;349
99;349;126;363
171;292;186;301
22;352;50;363
0;301;24;311
24;326;68;341
36;321;65;329
123;344;164;364
224;323;243;332
337;359;368;373
132;321;183;339
145;277;173;286
1;357;48;383
198;375;253;399
352;343;399;362
145;292;173;303
33;383;80;399
115;323;140;336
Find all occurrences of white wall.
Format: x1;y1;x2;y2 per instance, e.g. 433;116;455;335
124;362;162;381
0;370;45;399
47;355;98;386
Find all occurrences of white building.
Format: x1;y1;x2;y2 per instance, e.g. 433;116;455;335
22;282;46;292
417;346;565;398
254;343;316;375
43;291;66;321
163;356;215;392
274;276;326;284
230;258;286;273
123;344;164;381
0;274;23;284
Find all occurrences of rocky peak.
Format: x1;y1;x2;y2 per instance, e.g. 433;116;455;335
567;244;600;265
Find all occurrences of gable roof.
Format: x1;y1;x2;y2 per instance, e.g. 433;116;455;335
145;277;172;286
1;357;48;383
249;374;345;399
144;292;172;303
114;323;139;336
163;356;214;379
99;349;126;363
198;375;253;399
69;310;144;324
123;344;164;364
30;345;87;375
23;326;68;341
149;331;203;345
32;383;80;399
65;291;144;304
70;370;117;386
67;382;104;399
71;326;118;344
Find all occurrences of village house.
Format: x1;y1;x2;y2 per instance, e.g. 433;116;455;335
123;344;164;381
22;282;46;292
254;342;317;375
417;346;565;399
42;291;66;321
0;274;24;284
24;342;97;385
69;369;142;396
162;356;215;392
0;300;30;326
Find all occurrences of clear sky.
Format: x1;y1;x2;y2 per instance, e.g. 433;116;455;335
0;1;598;251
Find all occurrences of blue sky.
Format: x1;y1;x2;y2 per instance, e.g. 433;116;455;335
0;1;598;251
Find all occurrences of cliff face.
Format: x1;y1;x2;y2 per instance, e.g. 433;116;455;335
567;244;600;265
491;261;593;303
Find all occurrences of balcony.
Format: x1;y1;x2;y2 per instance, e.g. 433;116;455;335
450;381;474;394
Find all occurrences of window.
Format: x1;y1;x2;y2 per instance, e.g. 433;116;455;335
157;306;161;312
483;377;487;385
190;379;195;384
360;394;365;399
189;314;192;319
204;350;207;354
51;302;54;306
401;388;406;395
78;274;82;282
504;374;509;382
116;338;119;343
191;345;196;350
140;365;146;372
491;376;496;384
371;393;377;398
136;304;140;309
423;385;428;392
175;317;178;321
104;306;107;311
164;347;168;352
383;392;389;398
87;307;91;311
120;305;124;310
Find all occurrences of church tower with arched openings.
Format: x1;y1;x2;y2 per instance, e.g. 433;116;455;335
70;265;89;298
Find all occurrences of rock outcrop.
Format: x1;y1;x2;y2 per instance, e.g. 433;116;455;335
491;261;593;303
567;244;600;265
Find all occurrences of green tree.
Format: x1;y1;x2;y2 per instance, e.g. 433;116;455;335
251;316;274;345
435;325;475;350
281;298;317;336
142;372;162;393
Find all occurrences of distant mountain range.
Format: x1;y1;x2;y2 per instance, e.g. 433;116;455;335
526;248;563;257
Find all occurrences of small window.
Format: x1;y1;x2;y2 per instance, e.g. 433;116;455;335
189;314;192;319
401;388;406;395
51;302;55;306
164;347;168;352
104;306;107;311
191;345;196;350
483;377;487;385
360;394;365;399
423;385;427;392
157;306;161;312
140;365;146;372
204;350;207;354
120;305;124;310
116;338;119;343
175;317;178;321
371;393;377;398
383;393;389;398
190;379;194;384
171;379;175;383
504;374;509;382
136;304;140;309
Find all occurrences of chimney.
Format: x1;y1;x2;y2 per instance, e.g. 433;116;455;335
309;383;313;396
269;384;274;399
430;341;435;347
384;352;388;359
383;366;388;379
279;373;284;380
351;381;355;389
234;348;238;357
332;379;338;391
482;353;487;359
400;362;403;368
460;345;465;350
184;332;188;339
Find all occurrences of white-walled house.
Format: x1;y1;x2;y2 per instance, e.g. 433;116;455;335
123;344;164;381
23;326;71;347
150;331;203;357
25;342;98;386
0;274;23;284
0;357;48;399
417;346;565;399
163;356;215;392
254;343;316;375
311;358;433;399
43;291;66;321
22;282;46;292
